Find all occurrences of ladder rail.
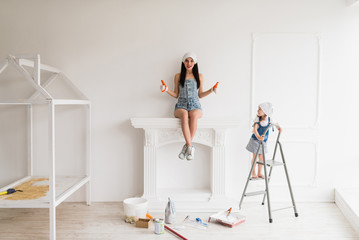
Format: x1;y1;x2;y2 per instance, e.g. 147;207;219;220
261;130;281;205
262;148;273;222
272;130;281;160
239;141;263;210
261;165;274;205
278;141;298;216
260;123;280;205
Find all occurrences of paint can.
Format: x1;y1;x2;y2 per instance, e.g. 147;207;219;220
153;218;164;234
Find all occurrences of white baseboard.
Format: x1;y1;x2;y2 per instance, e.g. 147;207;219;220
335;188;359;235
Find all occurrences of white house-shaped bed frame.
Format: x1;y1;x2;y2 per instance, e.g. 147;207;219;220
0;54;91;240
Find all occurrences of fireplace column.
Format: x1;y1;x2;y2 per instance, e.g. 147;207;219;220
143;129;159;201
211;128;227;201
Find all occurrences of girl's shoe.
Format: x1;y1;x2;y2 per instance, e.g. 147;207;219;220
178;144;187;160
186;146;195;160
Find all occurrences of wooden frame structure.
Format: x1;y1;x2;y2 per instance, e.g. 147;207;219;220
0;54;91;240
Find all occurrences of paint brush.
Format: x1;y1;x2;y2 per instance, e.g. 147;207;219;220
227;207;232;217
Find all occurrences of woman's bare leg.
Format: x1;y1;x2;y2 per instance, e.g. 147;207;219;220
188;109;203;141
174;109;191;146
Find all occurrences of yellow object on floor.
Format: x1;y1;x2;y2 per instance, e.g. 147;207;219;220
0;178;49;200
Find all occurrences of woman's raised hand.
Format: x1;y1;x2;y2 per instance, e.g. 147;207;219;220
211;82;219;94
160;80;168;92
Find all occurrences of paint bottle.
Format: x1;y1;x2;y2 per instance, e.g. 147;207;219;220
154;218;164;234
165;197;176;224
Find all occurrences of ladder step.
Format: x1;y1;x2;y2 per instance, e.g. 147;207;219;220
256;160;284;167
249;177;264;181
272;206;294;212
245;191;266;197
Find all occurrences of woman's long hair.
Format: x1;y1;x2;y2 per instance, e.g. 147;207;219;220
179;62;200;89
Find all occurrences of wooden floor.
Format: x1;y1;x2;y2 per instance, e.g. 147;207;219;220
0;202;358;240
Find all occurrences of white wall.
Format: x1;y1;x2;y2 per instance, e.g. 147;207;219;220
0;0;358;202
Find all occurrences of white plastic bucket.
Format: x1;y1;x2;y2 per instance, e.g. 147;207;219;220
123;197;148;223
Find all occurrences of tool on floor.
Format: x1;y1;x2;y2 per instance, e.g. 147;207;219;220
147;213;188;240
183;216;208;230
227;207;232;216
0;188;23;195
238;123;298;223
135;218;151;228
195;218;208;227
165;197;176;224
208;208;246;228
153;218;165;234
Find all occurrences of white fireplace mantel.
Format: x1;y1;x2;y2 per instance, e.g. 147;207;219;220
131;117;240;212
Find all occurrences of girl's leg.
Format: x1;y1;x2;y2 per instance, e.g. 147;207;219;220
174;109;191;146
257;154;265;178
188;109;203;141
251;153;257;178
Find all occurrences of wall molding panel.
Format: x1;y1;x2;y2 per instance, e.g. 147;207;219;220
250;32;321;129
249;32;322;190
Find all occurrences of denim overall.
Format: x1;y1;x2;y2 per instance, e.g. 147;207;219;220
251;117;271;142
175;78;202;111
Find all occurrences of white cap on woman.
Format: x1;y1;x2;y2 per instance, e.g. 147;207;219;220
182;52;197;64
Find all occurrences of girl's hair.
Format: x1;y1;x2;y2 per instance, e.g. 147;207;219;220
258;115;267;122
179;62;200;89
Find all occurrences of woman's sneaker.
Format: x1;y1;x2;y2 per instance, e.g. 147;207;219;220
178;144;187;160
186;146;195;160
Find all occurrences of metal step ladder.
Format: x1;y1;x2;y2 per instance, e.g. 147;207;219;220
239;123;298;223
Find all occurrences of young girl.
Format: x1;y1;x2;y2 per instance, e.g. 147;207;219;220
246;102;281;178
160;52;218;160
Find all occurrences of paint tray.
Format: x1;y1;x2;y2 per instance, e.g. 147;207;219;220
208;210;246;228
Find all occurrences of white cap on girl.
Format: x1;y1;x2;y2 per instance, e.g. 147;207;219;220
182;52;197;64
259;102;273;117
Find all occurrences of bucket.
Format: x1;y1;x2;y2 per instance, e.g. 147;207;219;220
123;197;148;223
